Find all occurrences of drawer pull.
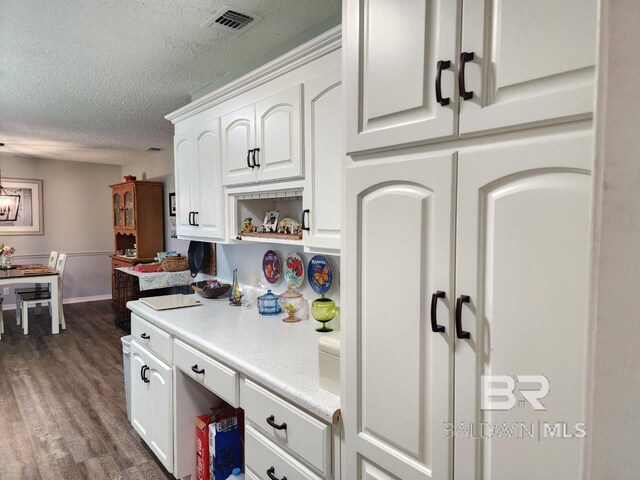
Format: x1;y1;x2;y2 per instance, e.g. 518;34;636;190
266;415;287;431
191;364;205;375
140;333;150;340
267;467;287;480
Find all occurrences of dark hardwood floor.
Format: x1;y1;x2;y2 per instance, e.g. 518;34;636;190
0;300;172;480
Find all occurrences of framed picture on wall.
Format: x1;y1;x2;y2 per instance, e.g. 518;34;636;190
169;192;176;217
0;178;44;235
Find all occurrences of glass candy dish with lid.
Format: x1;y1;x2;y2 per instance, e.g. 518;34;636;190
257;289;281;315
278;285;305;323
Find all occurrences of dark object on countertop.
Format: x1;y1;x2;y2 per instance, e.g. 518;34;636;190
191;281;231;299
188;241;210;278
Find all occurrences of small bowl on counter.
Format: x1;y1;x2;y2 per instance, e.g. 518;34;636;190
191;280;231;299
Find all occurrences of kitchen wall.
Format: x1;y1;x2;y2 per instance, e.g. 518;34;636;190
216;243;340;326
0;155;121;306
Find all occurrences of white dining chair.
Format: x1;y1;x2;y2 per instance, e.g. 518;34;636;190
15;250;59;324
20;253;67;335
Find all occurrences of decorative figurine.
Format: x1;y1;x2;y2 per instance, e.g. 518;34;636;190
229;269;243;306
243;217;254;233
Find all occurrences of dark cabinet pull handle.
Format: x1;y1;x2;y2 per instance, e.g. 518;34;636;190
193;212;199;227
267;467;287;480
266;415;287;430
430;291;446;333
455;295;471;339
435;60;451;106
141;365;150;383
191;364;205;375
247;149;254;169
140;333;150;340
253;148;260;167
301;209;310;232
459;52;475;100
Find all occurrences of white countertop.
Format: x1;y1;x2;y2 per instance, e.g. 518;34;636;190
127;295;340;423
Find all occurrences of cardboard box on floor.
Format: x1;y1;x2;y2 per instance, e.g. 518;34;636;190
195;406;244;480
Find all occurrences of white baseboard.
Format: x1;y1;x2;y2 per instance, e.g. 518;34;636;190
3;294;112;311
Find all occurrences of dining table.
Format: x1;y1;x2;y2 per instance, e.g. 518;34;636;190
0;264;61;334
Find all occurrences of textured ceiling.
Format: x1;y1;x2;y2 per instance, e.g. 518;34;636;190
0;0;340;165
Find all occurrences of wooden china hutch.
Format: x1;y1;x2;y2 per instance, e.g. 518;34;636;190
109;180;164;307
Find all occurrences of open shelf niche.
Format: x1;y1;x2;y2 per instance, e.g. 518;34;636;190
232;188;304;245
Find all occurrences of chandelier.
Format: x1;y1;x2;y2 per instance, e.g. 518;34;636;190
0;171;20;222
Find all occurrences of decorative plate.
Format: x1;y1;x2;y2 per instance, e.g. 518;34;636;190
262;250;281;284
308;255;333;295
277;217;301;233
284;252;305;289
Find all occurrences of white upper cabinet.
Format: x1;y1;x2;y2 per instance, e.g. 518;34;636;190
174;119;226;242
345;0;597;152
345;0;459;154
222;85;303;186
222;105;256;186
303;70;345;253
194;119;225;240
174;131;197;238
343;152;456;480
459;0;597;134
454;134;592;480
255;85;303;183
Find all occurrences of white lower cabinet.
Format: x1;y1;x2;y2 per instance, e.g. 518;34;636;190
129;315;338;480
246;425;323;480
130;339;173;473
344;132;592;479
241;378;331;476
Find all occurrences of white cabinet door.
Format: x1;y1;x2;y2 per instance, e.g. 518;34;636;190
174;131;197;238
345;0;458;154
194;119;226;240
130;342;149;440
255;85;303;183
454;133;592;480
459;0;597;135
129;340;174;474
146;349;174;473
303;70;344;252
222;105;256;186
343;152;456;480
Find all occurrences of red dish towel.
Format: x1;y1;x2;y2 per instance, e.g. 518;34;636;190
133;264;163;273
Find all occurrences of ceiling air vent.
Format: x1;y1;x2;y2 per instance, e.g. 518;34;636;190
201;6;262;35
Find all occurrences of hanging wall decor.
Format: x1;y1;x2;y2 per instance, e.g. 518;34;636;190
0;178;44;235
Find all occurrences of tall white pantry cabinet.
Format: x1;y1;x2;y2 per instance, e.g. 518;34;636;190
342;1;597;480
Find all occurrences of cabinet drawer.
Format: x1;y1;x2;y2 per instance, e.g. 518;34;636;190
131;314;172;364
246;425;323;480
174;339;239;407
241;379;330;476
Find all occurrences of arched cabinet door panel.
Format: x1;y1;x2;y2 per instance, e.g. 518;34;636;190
255;84;303;183
343;152;456;480
174;132;196;237
222;105;256;186
454;133;592;480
